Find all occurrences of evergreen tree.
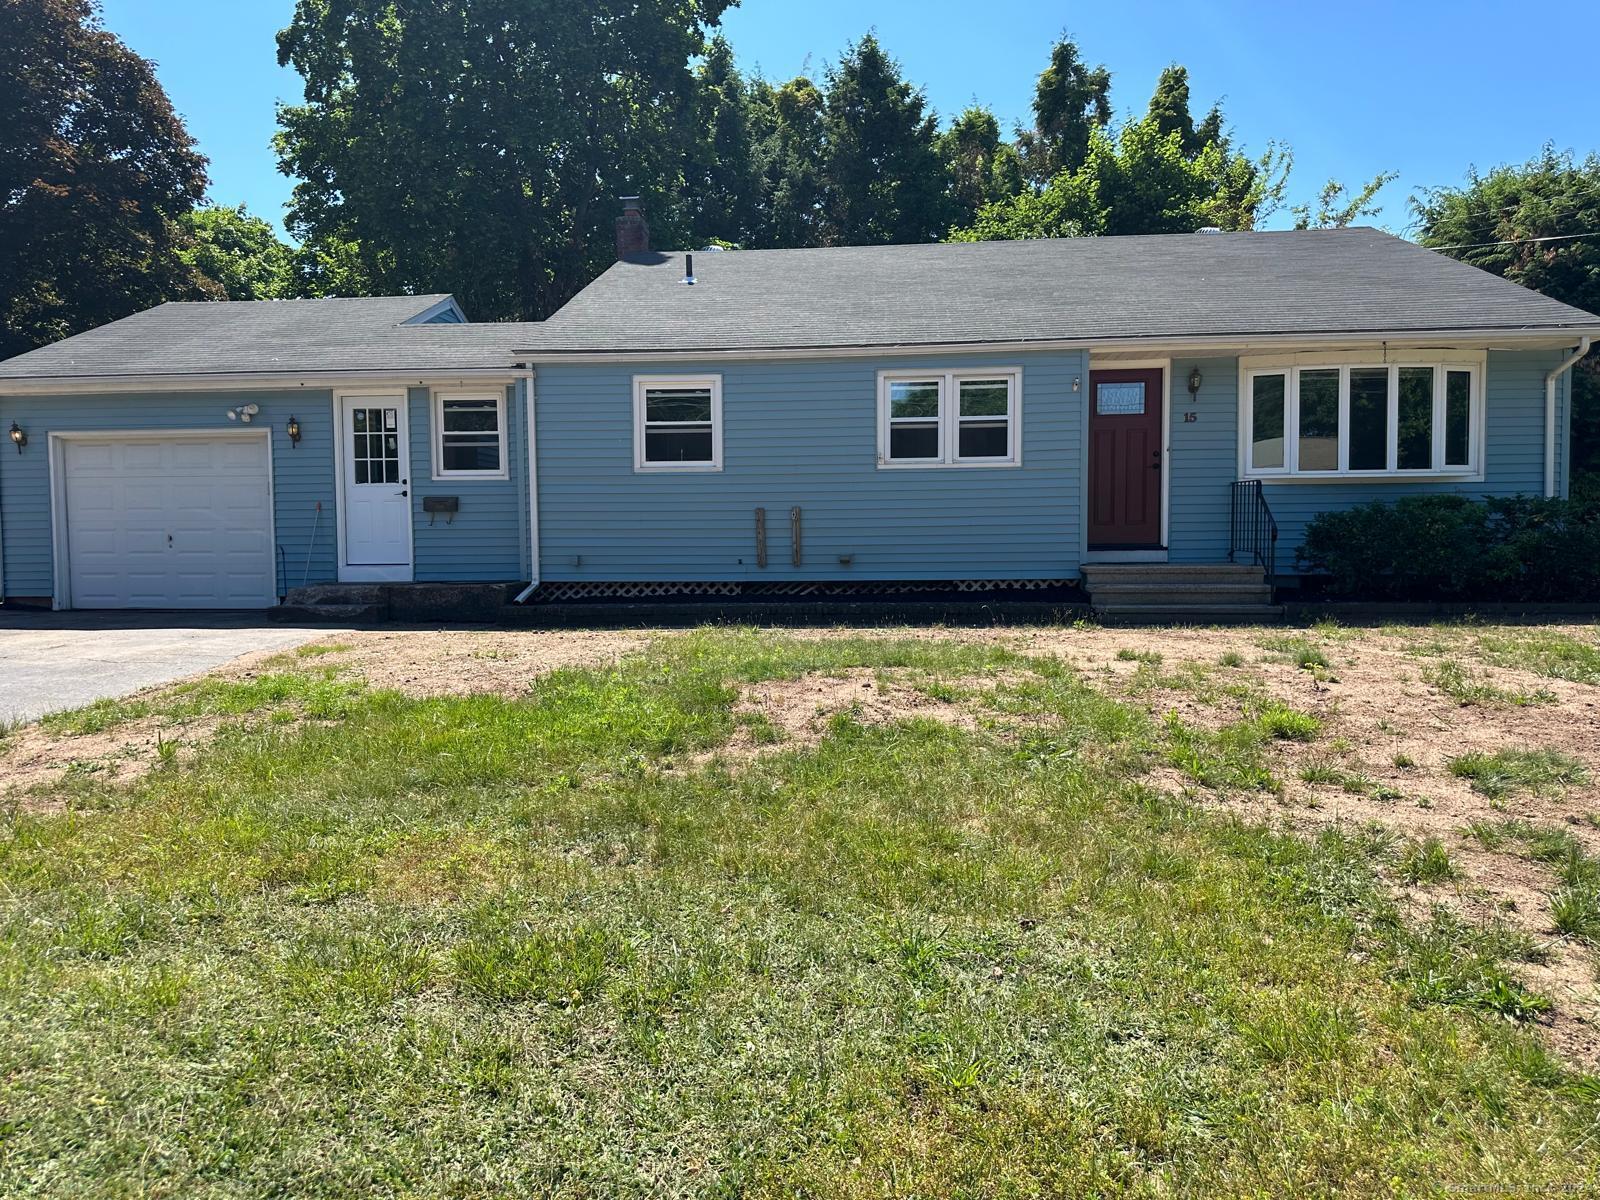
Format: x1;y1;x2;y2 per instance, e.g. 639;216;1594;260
747;75;828;248
1145;65;1200;157
938;106;1024;228
1016;37;1111;183
685;35;759;246
818;35;951;245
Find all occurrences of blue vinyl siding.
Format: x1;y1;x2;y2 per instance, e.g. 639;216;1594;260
1166;357;1239;563
0;384;530;603
534;351;1086;582
407;384;528;582
0;389;337;599
1166;349;1570;569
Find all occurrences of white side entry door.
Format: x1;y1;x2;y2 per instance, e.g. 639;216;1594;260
338;393;413;579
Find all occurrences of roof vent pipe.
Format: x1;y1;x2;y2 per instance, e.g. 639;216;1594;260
682;253;696;285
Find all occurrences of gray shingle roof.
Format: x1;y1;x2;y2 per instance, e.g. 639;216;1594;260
524;227;1600;354
0;295;540;381
3;229;1596;383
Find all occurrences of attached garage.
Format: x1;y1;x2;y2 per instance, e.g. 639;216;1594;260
52;432;276;609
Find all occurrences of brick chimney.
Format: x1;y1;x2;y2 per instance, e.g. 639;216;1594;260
615;196;649;259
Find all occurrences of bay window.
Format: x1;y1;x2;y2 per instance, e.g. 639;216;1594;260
1244;358;1482;479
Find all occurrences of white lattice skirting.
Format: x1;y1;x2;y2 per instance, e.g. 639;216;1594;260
529;579;1072;602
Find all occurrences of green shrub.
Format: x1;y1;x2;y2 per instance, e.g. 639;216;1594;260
1296;495;1600;601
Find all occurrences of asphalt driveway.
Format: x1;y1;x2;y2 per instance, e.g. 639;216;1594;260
0;611;345;723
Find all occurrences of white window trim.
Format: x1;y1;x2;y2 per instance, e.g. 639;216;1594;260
431;388;509;480
1238;352;1486;483
876;367;1023;469
633;375;723;472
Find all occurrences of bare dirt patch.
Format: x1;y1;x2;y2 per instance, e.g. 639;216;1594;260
714;668;987;762
0;716;221;810
285;628;652;697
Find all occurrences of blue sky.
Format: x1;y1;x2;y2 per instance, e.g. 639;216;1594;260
100;0;1598;239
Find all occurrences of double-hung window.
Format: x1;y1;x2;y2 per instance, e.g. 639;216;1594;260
433;390;507;478
633;375;722;471
878;368;1021;467
1244;358;1482;479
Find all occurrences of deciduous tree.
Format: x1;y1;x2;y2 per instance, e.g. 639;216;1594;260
953;119;1286;241
274;0;730;321
1416;147;1600;497
0;0;211;358
179;205;296;300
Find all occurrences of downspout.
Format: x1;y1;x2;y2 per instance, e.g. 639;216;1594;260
513;361;540;603
1546;337;1590;497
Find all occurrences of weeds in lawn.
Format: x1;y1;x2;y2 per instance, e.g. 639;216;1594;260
39;669;366;735
1448;749;1589;799
1253;701;1321;742
1476;628;1600;686
296;642;352;658
1218;651;1245;667
1260;634;1332;672
1399;837;1458;885
1116;647;1163;664
1426;659;1555;707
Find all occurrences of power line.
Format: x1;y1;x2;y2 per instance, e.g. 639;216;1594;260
1428;230;1600;252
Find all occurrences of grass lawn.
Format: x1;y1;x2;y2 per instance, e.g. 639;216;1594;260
2;627;1598;1196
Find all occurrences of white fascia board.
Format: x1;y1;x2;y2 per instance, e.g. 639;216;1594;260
516;325;1600;365
0;369;522;396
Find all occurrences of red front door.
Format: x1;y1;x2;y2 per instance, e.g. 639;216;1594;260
1088;368;1164;549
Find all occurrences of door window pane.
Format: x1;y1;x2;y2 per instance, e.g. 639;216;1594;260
1445;371;1472;467
1348;367;1389;471
1397;367;1434;470
1297;369;1340;471
1250;373;1285;469
1096;382;1145;415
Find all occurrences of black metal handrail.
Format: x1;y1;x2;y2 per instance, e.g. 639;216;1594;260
1229;479;1279;583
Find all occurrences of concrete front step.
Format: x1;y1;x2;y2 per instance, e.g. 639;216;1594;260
1094;603;1286;624
1081;563;1265;584
1088;584;1274;606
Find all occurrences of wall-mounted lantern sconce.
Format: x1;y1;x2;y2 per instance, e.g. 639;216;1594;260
8;421;24;453
286;415;302;447
1187;367;1203;396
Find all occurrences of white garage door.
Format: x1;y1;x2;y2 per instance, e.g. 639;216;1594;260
61;435;276;609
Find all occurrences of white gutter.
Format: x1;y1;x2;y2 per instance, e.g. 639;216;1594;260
1546;336;1591;497
0;369;522;396
513;362;540;603
514;324;1600;366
